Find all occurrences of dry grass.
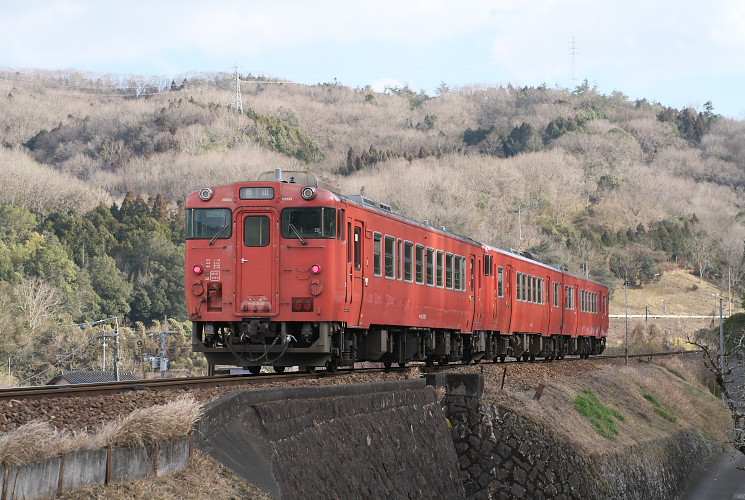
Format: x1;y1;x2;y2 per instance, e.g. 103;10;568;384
56;451;273;500
479;357;730;457
0;395;202;466
95;395;203;448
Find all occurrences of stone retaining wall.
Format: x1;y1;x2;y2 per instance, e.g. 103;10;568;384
445;391;725;499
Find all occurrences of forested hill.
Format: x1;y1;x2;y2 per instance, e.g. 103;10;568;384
1;69;744;335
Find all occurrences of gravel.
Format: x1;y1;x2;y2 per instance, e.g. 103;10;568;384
0;356;662;435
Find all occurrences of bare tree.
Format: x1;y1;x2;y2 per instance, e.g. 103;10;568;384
689;227;716;283
15;277;63;338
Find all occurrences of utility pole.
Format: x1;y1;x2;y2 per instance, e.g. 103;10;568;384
719;297;725;402
114;317;120;382
624;278;629;366
152;316;179;378
234;62;243;114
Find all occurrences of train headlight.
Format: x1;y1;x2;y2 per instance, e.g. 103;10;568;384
199;188;213;201
311;264;322;274
193;265;204;275
301;186;316;200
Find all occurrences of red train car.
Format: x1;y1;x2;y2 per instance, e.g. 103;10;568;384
185;170;607;373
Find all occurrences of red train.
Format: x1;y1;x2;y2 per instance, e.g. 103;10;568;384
186;170;608;374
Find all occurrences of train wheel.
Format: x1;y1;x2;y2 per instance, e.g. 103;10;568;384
305;366;316;374
438;358;447;367
425;358;434;367
383;361;392;370
499;354;506;363
326;360;338;372
273;366;286;374
245;366;261;375
398;362;406;368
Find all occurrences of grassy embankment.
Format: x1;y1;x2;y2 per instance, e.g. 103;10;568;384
606;270;742;354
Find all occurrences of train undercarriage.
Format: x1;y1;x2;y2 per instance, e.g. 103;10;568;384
192;320;607;374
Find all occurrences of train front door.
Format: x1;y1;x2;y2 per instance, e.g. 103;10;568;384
235;210;279;315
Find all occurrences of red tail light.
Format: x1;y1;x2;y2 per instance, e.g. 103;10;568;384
292;297;314;312
193;265;204;275
311;264;322;274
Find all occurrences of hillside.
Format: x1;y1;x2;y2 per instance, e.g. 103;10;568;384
0;68;743;381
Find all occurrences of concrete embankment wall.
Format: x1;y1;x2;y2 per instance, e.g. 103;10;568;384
195;379;465;499
0;437;192;500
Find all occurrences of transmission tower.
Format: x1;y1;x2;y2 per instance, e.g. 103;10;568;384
234;62;243;114
569;36;578;90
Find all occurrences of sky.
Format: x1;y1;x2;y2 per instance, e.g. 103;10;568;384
1;0;744;119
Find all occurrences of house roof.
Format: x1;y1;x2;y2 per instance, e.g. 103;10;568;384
47;370;138;385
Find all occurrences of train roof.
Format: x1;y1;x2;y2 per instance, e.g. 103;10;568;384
254;169;607;289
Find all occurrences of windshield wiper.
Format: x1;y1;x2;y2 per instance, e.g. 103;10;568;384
209;224;229;245
288;223;307;245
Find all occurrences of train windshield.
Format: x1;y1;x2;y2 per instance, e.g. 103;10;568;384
186;208;232;239
281;207;336;239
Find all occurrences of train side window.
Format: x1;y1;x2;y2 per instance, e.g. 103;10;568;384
445;253;453;289
485;255;493;276
415;244;424;284
243;215;270;247
537;278;543;304
385;236;395;279
516;272;522;301
337;209;345;240
451;255;460;290
553;282;560;308
497;267;504;297
404;241;414;282
347;222;352;264
397;238;402;280
436;250;444;288
373;232;382;276
426;247;434;286
354;226;362;271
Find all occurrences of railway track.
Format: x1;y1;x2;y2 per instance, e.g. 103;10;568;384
0;350;697;401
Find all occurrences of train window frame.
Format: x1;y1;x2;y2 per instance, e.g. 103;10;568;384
243;215;270;247
415;244;424;284
385;235;395;279
484;255;493;276
337;209;345;241
396;238;403;281
445;253;454;289
281;207;336;240
516;272;523;301
497;267;504;297
404;241;414;282
436;250;444;288
347;222;352;264
426;247;435;286
373;232;382;277
457;256;465;291
452;254;460;290
537;278;543;304
553;282;560;308
186;208;232;240
354;226;362;271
